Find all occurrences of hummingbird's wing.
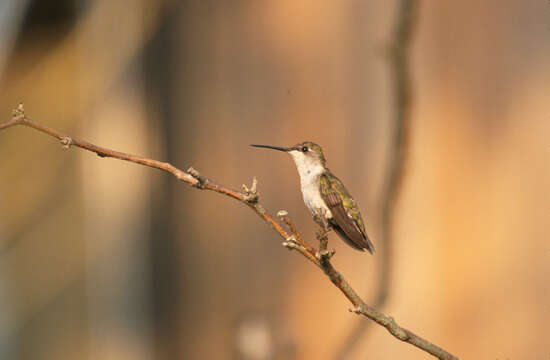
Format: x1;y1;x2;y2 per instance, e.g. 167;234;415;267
320;172;375;253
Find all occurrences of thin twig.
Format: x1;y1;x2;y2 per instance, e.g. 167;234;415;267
1;104;459;360
278;211;320;267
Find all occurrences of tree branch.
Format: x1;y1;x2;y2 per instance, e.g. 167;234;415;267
1;104;459;360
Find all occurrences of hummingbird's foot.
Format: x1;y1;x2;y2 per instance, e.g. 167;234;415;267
315;227;331;238
316;231;328;253
315;222;330;251
312;212;321;225
312;211;326;227
313;210;331;233
242;177;259;203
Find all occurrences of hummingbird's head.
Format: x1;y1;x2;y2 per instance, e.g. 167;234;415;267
251;141;327;178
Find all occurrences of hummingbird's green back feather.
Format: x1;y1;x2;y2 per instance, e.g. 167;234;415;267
320;170;375;253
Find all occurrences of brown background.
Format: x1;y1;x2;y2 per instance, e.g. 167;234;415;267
0;1;548;359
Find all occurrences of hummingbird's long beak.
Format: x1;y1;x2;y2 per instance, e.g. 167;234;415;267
250;144;290;152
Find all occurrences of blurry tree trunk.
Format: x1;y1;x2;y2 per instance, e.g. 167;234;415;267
143;6;183;360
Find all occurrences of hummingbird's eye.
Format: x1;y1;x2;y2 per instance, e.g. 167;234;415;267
301;146;308;152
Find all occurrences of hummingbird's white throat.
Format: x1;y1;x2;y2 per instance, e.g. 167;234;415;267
288;150;324;179
288;150;332;218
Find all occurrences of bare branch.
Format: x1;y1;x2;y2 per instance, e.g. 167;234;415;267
277;210;320;267
242;177;259;203
1;104;459;360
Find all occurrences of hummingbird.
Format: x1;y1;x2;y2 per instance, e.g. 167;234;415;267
251;142;375;253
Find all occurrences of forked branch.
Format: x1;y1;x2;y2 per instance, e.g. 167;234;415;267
1;104;459;360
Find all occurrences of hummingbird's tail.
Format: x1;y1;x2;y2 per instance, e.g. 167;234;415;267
332;223;375;254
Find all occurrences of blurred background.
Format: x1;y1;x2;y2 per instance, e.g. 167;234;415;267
0;1;549;359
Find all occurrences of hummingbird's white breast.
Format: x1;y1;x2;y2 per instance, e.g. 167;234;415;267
288;150;332;218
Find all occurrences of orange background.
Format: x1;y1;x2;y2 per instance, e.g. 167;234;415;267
0;1;548;359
